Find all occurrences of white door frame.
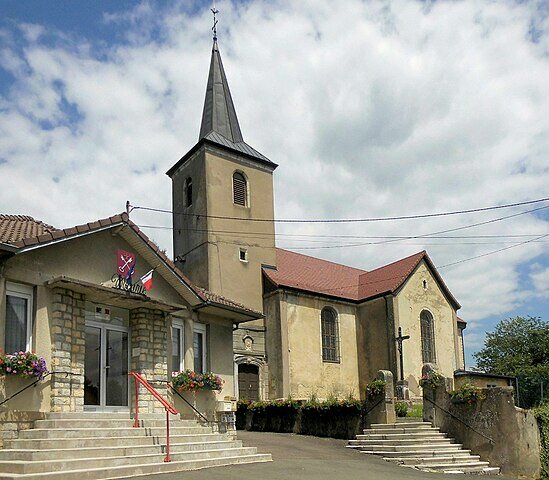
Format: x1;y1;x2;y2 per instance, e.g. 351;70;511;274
84;320;130;412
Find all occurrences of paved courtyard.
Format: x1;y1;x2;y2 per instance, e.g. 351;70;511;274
135;430;516;480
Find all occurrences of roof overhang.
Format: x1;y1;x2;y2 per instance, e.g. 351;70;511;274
46;276;186;313
166;138;277;178
0;243;18;253
192;301;263;323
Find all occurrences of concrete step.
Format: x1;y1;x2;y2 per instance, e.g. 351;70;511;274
370;422;431;429
348;443;464;452
368;448;472;457
5;432;230;449
357;432;447;441
19;426;211;439
386;454;481;465
419;461;491;471
351;421;500;475
0;447;260;474
45;412;133;420
396;417;425;423
352;437;455;446
365;427;439;435
0;440;243;461
34;419;199;429
0;453;272;480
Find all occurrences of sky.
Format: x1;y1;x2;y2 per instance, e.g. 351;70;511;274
1;0;548;367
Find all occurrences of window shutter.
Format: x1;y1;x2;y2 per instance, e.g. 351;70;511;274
233;173;247;206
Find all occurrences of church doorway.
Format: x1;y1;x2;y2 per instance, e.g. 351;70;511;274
238;364;259;401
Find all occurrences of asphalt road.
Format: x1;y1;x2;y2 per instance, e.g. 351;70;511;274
134;430;516;480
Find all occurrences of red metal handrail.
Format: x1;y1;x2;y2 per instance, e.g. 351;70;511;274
129;372;178;462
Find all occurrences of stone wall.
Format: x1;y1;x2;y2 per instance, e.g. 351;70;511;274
423;365;541;479
50;287;85;412
130;308;168;413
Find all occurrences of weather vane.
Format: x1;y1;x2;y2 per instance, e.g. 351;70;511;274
211;6;219;41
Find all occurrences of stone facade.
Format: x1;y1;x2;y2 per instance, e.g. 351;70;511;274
50;287;86;412
130;308;168;413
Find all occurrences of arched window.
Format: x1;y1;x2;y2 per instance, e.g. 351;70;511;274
321;307;340;363
420;310;436;364
184;177;192;207
233;172;247;206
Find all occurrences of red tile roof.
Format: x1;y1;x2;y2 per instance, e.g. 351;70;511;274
264;248;367;300
264;248;460;309
357;251;425;300
0;215;59;244
1;212;261;318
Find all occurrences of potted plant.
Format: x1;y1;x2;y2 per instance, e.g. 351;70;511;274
419;370;444;390
171;370;223;392
0;351;48;380
170;370;224;421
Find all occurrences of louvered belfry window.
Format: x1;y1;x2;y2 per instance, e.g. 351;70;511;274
420;310;436;364
321;307;340;363
233;172;247;206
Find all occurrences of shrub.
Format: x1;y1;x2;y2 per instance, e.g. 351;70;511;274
235;399;250;430
365;379;386;399
534;402;549;479
0;351;48;380
448;383;485;405
395;401;408;417
248;398;300;433
300;398;363;439
419;370;444;389
171;370;223;392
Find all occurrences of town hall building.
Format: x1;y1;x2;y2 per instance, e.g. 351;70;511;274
167;36;467;402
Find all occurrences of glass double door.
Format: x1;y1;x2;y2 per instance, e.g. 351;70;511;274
84;323;129;409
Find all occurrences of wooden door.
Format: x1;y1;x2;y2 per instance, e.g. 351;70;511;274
238;364;259;401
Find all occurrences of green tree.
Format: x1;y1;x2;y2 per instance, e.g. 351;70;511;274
474;316;549;408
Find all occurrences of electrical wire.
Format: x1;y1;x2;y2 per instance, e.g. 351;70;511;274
130;196;549;224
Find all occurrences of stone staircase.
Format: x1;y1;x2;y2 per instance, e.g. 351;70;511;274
347;420;500;475
0;412;271;479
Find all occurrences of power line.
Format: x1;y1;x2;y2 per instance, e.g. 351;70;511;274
134;203;549;250
437;233;549;269
137;224;548;240
273;205;549;250
130;196;549;224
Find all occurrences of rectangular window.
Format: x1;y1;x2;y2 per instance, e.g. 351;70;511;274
239;248;248;263
193;323;207;373
321;308;340;363
5;282;33;353
171;323;184;373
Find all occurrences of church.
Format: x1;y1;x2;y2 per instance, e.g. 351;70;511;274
167;35;466;402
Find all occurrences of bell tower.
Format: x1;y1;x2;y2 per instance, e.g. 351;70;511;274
167;32;277;313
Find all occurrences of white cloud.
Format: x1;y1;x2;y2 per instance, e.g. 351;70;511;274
0;0;547;342
530;264;549;296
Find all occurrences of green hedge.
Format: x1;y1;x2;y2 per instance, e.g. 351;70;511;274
248;399;300;433
237;398;367;439
535;403;549;479
299;399;363;439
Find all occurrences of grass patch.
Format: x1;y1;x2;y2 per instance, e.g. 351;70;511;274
407;403;423;418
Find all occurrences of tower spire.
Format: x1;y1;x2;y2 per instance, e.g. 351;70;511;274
199;8;244;143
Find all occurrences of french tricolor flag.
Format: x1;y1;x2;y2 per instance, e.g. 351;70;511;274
140;269;154;291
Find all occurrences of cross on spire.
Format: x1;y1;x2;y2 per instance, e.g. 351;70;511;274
211;7;219;40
